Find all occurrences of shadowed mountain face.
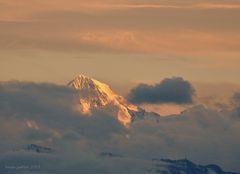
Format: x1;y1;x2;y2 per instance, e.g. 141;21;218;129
150;159;239;174
68;75;159;127
26;144;52;154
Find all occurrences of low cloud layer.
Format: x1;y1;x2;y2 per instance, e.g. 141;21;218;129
0;81;124;144
232;92;240;106
128;77;195;104
0;81;240;173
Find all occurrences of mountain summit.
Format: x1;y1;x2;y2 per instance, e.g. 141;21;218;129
68;75;149;127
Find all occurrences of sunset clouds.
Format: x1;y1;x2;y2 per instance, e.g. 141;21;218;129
0;0;240;56
1;0;240;20
1;0;240;112
1;2;240;173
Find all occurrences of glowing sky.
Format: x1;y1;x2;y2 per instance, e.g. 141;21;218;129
1;0;240;114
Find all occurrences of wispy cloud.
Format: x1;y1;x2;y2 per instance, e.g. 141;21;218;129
196;3;240;9
1;0;240;56
1;1;240;21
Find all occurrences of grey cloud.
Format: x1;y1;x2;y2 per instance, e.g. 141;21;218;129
231;92;240;118
232;92;240;106
128;77;195;104
122;105;240;171
0;81;124;143
1;81;240;173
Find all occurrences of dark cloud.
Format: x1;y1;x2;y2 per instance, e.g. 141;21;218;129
0;81;77;116
127;77;195;104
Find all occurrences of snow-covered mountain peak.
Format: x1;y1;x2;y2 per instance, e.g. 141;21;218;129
68;75;144;127
68;74;100;90
68;74;128;107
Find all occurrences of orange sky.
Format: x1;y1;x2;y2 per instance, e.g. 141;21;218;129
1;0;240;115
1;0;240;55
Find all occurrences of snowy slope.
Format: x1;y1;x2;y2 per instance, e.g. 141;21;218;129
68;75;160;126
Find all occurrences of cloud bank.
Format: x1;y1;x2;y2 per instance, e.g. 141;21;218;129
128;77;195;104
0;81;240;173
